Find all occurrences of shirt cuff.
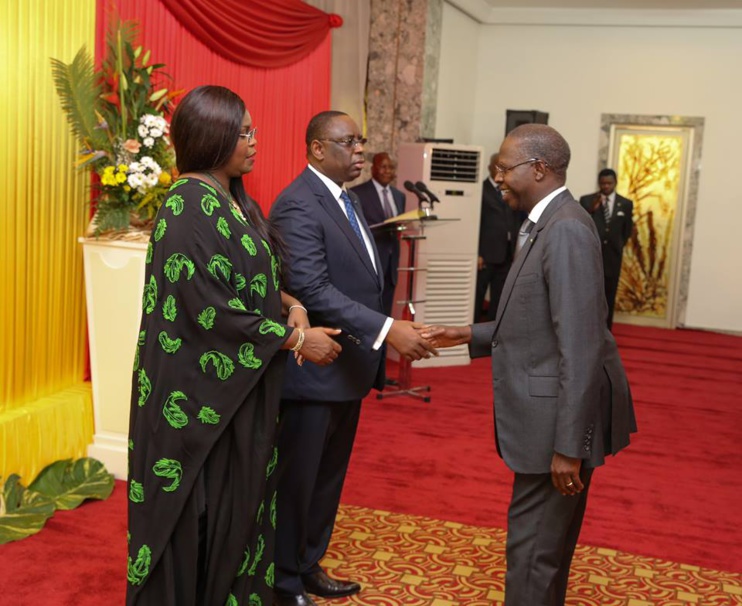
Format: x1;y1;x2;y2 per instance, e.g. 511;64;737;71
373;317;394;350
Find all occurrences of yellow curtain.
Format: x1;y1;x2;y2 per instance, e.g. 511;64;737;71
0;0;96;482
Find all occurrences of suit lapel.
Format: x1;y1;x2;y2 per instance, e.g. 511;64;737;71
302;169;381;286
492;192;572;332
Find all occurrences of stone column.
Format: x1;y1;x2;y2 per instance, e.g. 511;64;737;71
364;0;443;165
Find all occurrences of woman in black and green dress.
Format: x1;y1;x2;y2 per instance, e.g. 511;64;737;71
126;86;342;606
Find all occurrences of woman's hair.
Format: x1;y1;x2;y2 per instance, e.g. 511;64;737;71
170;85;280;250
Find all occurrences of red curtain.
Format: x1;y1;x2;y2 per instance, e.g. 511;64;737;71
96;0;333;212
158;0;341;68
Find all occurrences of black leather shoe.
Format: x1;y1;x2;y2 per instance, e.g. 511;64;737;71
385;378;399;386
273;591;317;606
302;570;361;598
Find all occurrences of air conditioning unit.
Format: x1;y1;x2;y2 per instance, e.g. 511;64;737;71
393;142;484;368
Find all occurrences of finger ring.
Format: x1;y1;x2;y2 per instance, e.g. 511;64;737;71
566;481;574;487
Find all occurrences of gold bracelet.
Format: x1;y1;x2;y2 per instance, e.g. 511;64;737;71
288;304;308;314
290;329;305;352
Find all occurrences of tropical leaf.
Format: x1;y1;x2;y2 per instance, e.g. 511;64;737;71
50;46;107;152
207;254;232;282
259;319;286;337
162;295;177;321
238;342;263;370
216;216;231;239
238;546;251;576
197;406;220;425
142;275;157;314
146;242;153;264
158;331;182;354
154;218;167;241
265;562;275;589
27;458;114;511
265;447;278;478
235;273;247;292
250;592;262;606
271;255;280;291
248;534;265;576
228;298;247;311
164;253;195;283
129;479;144;503
226;594;238;606
0;475;55;545
127;543;152;585
200;193;220;216
241;234;257;256
165;194;184;216
137;368;151;407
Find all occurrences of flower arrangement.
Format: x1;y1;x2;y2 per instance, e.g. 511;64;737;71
51;20;180;236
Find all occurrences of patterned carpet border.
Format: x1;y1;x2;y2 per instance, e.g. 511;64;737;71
316;505;742;605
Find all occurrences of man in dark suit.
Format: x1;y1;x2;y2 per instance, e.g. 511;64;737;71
351;152;405;317
474;152;519;322
421;124;636;606
269;111;437;606
579;168;634;329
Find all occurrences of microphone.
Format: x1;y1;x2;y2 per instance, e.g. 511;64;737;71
415;181;440;204
404;180;429;202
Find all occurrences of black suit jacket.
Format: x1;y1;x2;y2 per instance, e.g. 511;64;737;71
579;192;634;279
270;167;386;401
478;179;519;265
351;179;405;287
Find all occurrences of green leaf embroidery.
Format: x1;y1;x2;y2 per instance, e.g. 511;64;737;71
265;562;275;589
249;593;262;606
170;178;188;190
198;181;217;196
129;479;144;503
238;343;263;370
197;406;220;425
142;275;157;314
241;234;257;256
228;298;247;311
199;351;235;380
133;346;139;372
162;295;177;321
226;594;238;606
250;274;267;298
216;216;231;239
270;491;277;529
128;439;134;450
137;368;151;407
256;502;264;525
154;218;167;241
164;253;195;283
165;193;184;216
258;319;286;337
158;331;182;354
262;239;272;256
152;458;182;492
248;535;265;576
207;254;232;282
200;193;220;216
146;241;153;264
138;330;146;346
237;546;251;576
163;391;189;429
271;255;280;291
235;273;246;291
266;447;277;478
197;307;216;330
127;544;152;585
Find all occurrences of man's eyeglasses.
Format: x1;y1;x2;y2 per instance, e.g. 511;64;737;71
238;127;258;143
320;137;367;148
494;158;544;175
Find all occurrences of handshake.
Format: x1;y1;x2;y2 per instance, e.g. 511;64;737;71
386;320;474;361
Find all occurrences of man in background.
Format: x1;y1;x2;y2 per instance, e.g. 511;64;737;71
421;124;636;606
269;111;437;606
474;152;519;322
579;168;634;329
351;152;406;318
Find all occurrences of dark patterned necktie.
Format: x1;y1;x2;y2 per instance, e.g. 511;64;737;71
381;188;395;219
340;191;364;243
603;197;611;223
516;218;534;257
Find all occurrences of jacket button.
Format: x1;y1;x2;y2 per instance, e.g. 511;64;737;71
492;339;498;348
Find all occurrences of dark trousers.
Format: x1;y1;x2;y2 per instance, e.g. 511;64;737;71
475;261;510;322
504;467;594;606
274;398;362;596
604;274;619;329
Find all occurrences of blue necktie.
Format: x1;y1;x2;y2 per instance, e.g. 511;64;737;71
340;191;364;243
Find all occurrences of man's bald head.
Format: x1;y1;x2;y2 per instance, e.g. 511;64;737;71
506;124;570;180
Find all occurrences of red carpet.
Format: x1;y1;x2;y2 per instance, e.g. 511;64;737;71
1;323;740;604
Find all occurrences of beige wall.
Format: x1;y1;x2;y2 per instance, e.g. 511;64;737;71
436;4;742;333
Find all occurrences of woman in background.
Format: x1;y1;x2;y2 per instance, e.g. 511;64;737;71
126;85;341;606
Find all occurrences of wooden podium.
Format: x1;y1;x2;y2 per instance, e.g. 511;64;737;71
369;211;458;402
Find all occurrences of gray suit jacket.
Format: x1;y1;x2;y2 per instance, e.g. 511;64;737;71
470;190;636;474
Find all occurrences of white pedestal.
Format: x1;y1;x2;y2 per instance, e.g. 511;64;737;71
80;239;147;479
